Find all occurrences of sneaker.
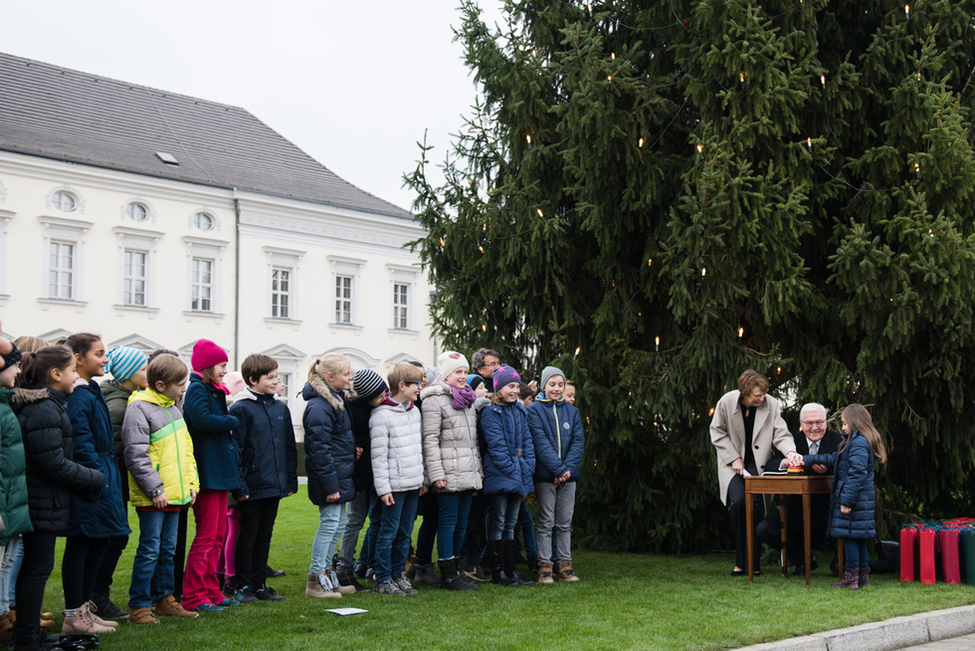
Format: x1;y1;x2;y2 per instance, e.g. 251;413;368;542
235;586;258;604
217;598;241;607
373;579;408;595
365;567;375;582
266;565;286;579
353;562;366;579
394;573;418;595
255;585;285;601
188;602;224;612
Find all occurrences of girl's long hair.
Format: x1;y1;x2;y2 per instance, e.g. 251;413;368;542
840;403;887;464
18;345;74;387
64;332;101;357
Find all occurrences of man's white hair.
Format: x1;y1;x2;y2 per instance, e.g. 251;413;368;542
799;402;828;421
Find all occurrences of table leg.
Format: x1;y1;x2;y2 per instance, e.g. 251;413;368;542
803;493;813;588
780;499;788;577
746;485;754;583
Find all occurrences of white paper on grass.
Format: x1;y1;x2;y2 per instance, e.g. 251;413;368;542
325;608;368;616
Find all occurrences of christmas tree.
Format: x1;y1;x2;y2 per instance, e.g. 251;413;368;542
405;0;975;552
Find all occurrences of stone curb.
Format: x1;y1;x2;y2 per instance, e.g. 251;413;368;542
735;605;975;651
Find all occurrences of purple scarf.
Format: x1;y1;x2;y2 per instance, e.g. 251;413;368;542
451;384;477;410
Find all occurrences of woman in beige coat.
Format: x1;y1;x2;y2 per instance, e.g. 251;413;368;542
420;351;483;590
710;369;798;576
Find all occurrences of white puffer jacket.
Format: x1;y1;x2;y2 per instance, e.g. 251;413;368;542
420;382;483;492
369;399;424;496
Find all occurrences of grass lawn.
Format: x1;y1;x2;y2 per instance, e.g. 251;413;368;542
39;486;975;650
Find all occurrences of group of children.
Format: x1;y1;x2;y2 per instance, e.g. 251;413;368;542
0;324;587;649
0;326;298;649
301;350;586;597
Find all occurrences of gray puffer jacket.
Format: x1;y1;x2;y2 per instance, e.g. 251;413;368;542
369;398;424;496
421;382;482;493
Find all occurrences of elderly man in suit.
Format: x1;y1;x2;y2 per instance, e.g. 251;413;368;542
710;370;801;576
756;402;841;574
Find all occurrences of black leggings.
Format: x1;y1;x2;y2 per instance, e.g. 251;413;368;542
62;535;107;610
13;531;57;633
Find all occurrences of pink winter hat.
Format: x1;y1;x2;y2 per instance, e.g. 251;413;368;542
191;338;228;372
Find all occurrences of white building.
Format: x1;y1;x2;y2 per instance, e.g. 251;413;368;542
0;52;437;438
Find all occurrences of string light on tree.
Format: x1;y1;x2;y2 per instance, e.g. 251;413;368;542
740;72;747;89
820;74;826;89
807;137;813;153
697;143;704;161
701;267;707;277
905;4;910;19
915;162;921;179
638;137;644;148
655;336;660;352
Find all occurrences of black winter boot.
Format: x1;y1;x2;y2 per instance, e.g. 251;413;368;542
439;558;478;591
487;540;504;584
502;540;533;587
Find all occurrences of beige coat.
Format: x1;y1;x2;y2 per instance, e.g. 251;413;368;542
710;390;795;505
420;382;483;492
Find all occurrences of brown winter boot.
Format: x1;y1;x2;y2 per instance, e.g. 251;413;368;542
538;562;554;584
305;572;341;599
0;612;13;645
152;594;199;618
857;566;871;588
555;560;580;582
831;569;859;590
127;607;160;625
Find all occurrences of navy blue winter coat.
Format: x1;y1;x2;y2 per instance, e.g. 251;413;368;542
805;430;876;540
301;375;355;506
12;386;104;534
183;373;240;491
480;397;535;497
65;380;130;538
526;398;584;484
229;390;298;501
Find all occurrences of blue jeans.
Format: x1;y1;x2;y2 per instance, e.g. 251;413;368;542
844;539;869;570
360;491;383;569
336;490;370;572
0;536;21;614
518;501;538;556
374;490;419;582
437;491;473;560
129;510;178;608
310;503;347;574
487;494;521;541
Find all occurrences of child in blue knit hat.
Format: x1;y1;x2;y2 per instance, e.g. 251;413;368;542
480;365;535;587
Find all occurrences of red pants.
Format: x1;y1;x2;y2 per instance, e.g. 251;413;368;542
182;489;228;608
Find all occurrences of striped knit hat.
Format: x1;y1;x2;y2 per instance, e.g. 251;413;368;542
106;346;147;382
352;368;388;402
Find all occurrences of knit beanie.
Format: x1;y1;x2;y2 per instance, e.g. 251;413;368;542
353;368;388;402
467;374;486;391
426;366;440;387
493;364;521;390
540;366;565;392
191;338;228;372
106;346;147;382
437;351;469;381
2;342;22;370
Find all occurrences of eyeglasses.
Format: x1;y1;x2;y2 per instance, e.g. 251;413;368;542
403;381;421;386
801;420;826;428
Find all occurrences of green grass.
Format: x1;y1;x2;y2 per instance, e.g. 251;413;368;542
40;486;975;650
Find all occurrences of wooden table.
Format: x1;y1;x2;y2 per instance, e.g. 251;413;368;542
744;474;833;587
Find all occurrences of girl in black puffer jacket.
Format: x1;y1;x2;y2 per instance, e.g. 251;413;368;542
11;346;103;650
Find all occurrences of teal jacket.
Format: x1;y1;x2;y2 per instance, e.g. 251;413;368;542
0;388;32;544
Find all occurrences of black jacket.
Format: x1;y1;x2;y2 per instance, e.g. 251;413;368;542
12;386;104;534
301;376;355;506
229;390;298;501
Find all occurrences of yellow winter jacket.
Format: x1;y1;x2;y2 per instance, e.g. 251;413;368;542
122;389;199;507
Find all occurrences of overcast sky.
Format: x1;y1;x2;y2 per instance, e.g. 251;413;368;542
0;0;505;212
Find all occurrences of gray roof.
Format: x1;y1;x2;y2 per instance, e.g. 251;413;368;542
0;52;411;219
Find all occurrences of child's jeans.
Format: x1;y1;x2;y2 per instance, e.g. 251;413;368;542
843;539;869;570
437;490;472;560
309;503;348;575
0;536;20;614
129;510;179;609
361;491;383;569
486;493;521;541
374;490;419;583
336;490;369;573
535;481;576;562
518;501;538;557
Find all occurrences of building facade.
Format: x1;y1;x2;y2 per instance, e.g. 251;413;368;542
0;52;435;438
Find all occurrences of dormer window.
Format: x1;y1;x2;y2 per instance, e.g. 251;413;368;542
155;152;180;166
52;191;77;212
